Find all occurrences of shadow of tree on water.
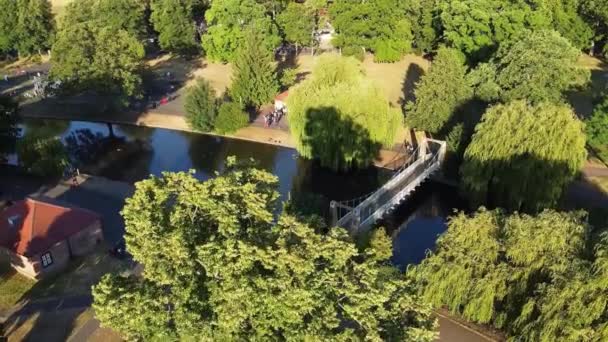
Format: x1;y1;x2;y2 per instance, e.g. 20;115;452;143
302;107;382;172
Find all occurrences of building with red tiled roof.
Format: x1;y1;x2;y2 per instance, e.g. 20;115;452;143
0;198;103;280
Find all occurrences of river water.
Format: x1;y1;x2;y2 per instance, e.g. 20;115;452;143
14;119;466;267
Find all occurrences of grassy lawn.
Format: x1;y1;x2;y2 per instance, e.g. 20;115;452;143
590;176;608;194
0;258;36;312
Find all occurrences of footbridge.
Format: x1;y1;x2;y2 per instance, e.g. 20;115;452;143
330;139;447;235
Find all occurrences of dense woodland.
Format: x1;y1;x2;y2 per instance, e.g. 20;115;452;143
1;0;608;340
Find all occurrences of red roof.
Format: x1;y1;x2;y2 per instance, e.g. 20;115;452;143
0;199;100;257
275;91;289;102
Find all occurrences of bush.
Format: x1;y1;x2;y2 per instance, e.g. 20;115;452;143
373;40;403;63
214;102;249;135
341;46;365;61
279;67;298;89
185;79;217;132
17;135;69;178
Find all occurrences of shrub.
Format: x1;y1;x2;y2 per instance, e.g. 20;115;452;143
279;67;298;89
373;40;404;63
214;102;249;135
341;46;365;61
185;79;217;132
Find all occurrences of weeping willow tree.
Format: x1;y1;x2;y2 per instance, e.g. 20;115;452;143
409;208;608;341
287;54;402;171
460;100;586;213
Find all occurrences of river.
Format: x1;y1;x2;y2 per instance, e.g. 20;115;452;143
14;119;465;268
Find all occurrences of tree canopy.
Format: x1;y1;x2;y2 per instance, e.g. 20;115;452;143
461;100;587;212
93;163;437;341
492;30;590;104
586;95;608;160
150;0;200;55
405;47;472;135
410;208;608;341
0;0;54;56
229;30;278;108
202;0;280;62
185;78;218;132
277;2;316;51
50;1;145;103
330;0;413;62
288;54;402;170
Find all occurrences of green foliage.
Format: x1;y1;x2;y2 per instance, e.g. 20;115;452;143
581;0;608;58
0;0;54;56
404;0;440;54
587;95;608;160
466;62;501;102
185;78;218;132
493;30;590;104
331;0;413;63
0;96;20;158
50;1;145;101
461;101;587;212
288;54;402;170
150;0;199;55
96;0;146;38
214;101;249;134
202;0;280;62
0;0;18;55
93;165;437;340
17;134;68;177
229;30;278;107
277;2;316;49
439;0;549;61
405;47;472;134
279;67;298;88
341;45;365;61
410;208;608;341
534;0;594;50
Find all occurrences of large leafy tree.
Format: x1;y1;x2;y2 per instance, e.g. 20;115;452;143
581;0;608;57
0;0;18;55
586;95;608;160
461;100;587;212
202;0;280;62
276;2;316;52
93;163;437;341
150;0;199;55
288;54;402;171
230;30;278;108
405;47;472;135
410;208;608;341
330;0;413;62
404;0;440;54
50;1;145;103
439;0;548;61
185;78;218;132
96;0;147;39
14;0;54;56
532;0;594;50
492;30;590;104
0;95;20;159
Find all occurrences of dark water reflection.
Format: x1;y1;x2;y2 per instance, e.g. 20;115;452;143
17;119;463;268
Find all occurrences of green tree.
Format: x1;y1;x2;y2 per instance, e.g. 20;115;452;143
0;0;18;55
0;96;20;159
96;0;147;39
185;78;218;132
288;54;402;170
93;164;437;341
581;0;608;57
533;0;594;50
15;0;55;56
586;95;608;160
214;101;249;134
276;2;316;53
150;0;199;55
405;0;440;54
405;47;472;135
330;0;413;62
493;30;590;104
461;101;587;212
229;30;278;107
51;3;145;104
439;0;550;61
410;208;608;341
17;134;69;177
202;0;280;62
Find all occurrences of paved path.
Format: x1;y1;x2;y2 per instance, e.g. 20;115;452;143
583;166;608;177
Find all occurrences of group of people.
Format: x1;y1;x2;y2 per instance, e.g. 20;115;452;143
264;107;286;127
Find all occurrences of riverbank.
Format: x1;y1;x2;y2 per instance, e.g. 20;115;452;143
20;109;409;170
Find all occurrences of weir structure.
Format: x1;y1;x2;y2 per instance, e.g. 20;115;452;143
330;139;447;235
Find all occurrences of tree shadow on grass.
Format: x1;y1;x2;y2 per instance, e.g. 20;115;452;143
400;63;425;106
302;107;382;172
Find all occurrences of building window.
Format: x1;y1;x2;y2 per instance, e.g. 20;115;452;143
41;252;53;268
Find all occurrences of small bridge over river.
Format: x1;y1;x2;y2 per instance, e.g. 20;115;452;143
330;139;447;235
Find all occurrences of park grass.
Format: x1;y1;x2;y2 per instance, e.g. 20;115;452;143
0;259;36;312
51;0;72;16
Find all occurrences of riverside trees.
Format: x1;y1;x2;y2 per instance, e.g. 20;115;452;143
288;54;402;171
93;163;437;341
0;0;54;57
